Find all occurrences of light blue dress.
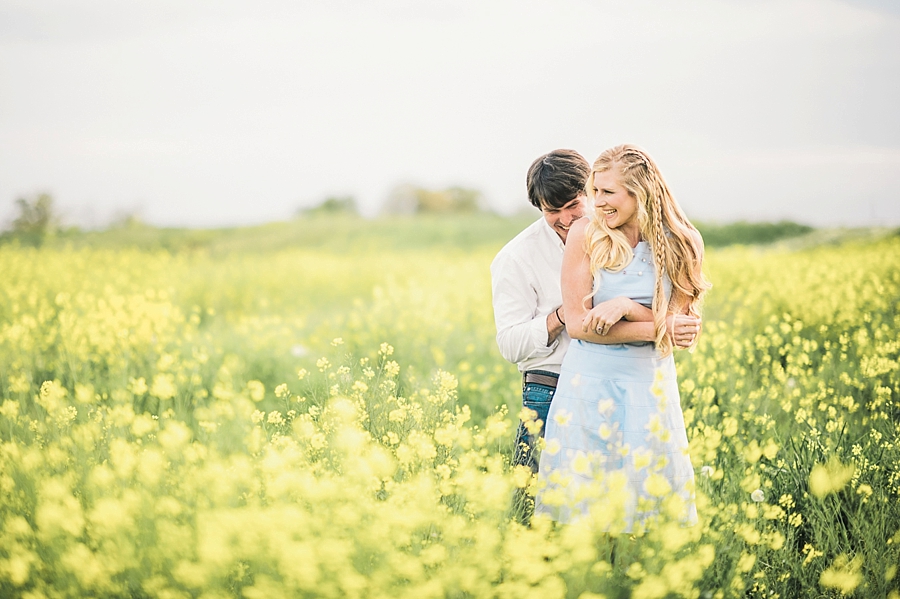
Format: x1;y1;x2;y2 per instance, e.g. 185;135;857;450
534;241;697;531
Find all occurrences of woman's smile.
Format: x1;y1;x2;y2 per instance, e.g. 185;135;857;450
591;168;637;232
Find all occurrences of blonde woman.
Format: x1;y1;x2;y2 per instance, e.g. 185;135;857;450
535;144;711;530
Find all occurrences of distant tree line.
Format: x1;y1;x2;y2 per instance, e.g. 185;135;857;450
381;184;486;215
298;184;489;218
2;192;827;249
695;220;815;247
0;193;60;247
298;195;359;217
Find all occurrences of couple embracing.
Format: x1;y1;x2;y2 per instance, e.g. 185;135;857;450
491;146;711;530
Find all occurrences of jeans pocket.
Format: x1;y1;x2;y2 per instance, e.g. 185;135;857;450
522;384;554;427
514;384;556;473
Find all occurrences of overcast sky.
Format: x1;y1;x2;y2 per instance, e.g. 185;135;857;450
1;0;899;228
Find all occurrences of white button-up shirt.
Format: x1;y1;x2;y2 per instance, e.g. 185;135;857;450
490;217;570;374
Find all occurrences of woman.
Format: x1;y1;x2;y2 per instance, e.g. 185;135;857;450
535;144;711;531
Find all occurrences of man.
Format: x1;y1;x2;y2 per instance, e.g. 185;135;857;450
490;149;590;517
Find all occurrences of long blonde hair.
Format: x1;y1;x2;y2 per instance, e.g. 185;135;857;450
583;144;711;356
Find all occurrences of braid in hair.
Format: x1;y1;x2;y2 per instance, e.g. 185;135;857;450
585;144;712;357
650;177;673;357
617;147;673;356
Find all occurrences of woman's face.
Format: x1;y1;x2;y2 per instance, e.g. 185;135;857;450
591;168;638;231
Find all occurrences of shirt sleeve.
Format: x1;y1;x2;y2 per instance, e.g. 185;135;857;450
491;251;559;366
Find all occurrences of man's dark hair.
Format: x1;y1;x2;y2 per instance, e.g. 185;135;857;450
526;149;590;210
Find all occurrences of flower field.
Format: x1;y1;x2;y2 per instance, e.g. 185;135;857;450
1;220;898;598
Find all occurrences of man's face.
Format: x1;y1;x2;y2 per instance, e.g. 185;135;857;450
541;194;586;244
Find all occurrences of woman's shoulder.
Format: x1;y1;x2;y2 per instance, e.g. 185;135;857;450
568;217;591;243
564;218;595;256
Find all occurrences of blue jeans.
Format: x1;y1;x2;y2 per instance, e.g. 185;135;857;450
512;377;555;473
511;372;556;523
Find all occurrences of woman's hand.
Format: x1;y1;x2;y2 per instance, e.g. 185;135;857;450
667;313;702;349
582;296;635;335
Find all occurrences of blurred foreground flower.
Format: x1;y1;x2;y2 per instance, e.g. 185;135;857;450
809;457;855;499
820;554;863;595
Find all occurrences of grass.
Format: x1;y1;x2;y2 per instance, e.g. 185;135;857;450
0;214;898;598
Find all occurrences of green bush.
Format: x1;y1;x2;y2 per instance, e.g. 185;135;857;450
696;220;814;247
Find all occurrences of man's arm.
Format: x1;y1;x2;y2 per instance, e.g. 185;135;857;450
491;252;563;364
545;307;566;345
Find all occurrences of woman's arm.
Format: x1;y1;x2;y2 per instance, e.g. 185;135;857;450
582;296;653;333
587;312;700;346
562;221;701;346
561;221;656;345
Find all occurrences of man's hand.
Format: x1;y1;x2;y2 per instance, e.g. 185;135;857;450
668;313;701;349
